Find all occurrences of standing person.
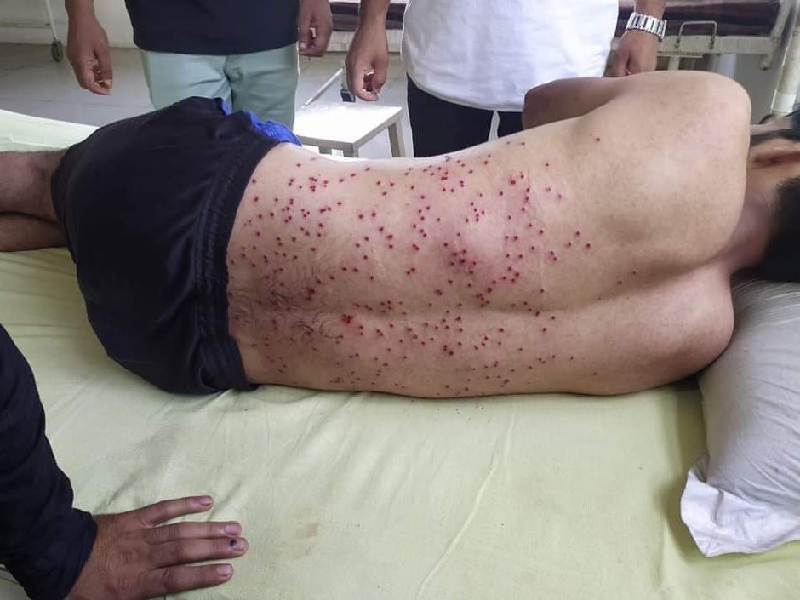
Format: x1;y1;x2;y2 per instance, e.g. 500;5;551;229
65;0;333;127
346;0;666;156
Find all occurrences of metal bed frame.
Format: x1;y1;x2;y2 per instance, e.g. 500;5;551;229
0;0;63;62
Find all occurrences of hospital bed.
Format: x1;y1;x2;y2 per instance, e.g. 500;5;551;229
1;108;799;600
618;1;791;70
0;0;64;62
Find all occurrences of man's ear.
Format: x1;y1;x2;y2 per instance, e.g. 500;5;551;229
751;140;800;167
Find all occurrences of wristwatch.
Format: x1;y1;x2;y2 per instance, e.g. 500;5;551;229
626;12;667;42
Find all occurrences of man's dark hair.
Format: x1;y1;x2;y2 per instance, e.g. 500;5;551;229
751;108;800;283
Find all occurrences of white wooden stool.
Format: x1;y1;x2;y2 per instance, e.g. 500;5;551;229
293;103;406;158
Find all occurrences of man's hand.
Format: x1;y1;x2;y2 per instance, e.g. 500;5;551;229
608;30;659;77
298;0;333;57
66;11;113;95
66;496;248;600
345;22;389;101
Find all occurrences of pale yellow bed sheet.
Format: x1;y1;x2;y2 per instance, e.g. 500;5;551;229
1;109;798;600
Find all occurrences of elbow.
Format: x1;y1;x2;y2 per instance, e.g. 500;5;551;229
523;86;548;129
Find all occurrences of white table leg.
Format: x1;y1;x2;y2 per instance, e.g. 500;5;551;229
388;122;406;157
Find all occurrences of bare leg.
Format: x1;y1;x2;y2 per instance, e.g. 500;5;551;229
0;151;65;251
0;214;65;251
0;151;63;220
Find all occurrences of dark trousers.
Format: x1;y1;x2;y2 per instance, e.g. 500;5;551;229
407;76;523;157
0;324;96;600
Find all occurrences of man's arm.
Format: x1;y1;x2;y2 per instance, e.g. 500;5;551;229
609;0;666;77
0;325;247;600
0;326;96;600
522;71;749;131
65;0;113;95
345;0;391;100
523;77;629;129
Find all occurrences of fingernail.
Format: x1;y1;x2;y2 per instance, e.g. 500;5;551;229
224;523;240;535
229;539;244;551
217;564;233;577
198;496;213;507
299;42;307;50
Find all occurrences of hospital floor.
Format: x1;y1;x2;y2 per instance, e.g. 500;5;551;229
0;43;414;159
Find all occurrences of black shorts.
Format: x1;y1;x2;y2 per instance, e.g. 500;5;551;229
50;97;298;394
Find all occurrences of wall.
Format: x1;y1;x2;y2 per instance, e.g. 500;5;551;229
0;0;134;47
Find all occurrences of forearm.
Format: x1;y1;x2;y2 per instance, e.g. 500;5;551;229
0;215;66;252
65;0;95;18
357;0;391;26
0;326;96;600
634;0;666;18
523;77;624;129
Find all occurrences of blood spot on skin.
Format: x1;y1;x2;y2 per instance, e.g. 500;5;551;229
585;243;592;250
341;315;353;324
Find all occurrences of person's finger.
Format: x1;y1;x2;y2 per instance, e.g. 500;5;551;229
71;55;100;93
151;538;248;568
346;59;379;101
312;17;333;56
356;73;380;101
96;44;113;90
136;496;214;527
370;59;388;93
608;49;629;78
142;564;234;597
144;521;242;544
297;12;313;53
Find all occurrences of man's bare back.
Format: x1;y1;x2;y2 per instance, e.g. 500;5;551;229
227;72;752;397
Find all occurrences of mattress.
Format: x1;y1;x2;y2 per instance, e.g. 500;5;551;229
1;109;799;600
330;0;782;37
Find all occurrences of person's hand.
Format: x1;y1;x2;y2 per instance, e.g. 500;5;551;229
298;0;333;57
65;496;248;600
608;30;659;77
67;12;113;94
345;22;389;101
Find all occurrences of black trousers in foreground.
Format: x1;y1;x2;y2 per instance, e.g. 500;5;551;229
0;324;96;600
406;76;524;157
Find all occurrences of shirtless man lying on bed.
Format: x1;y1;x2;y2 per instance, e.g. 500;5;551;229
1;71;799;600
1;71;798;401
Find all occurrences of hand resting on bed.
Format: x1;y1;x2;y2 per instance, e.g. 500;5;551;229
66;496;247;600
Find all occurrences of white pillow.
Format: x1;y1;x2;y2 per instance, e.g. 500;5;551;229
681;279;800;557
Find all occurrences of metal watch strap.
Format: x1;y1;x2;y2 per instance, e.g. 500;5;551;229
626;12;667;42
